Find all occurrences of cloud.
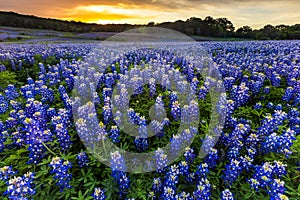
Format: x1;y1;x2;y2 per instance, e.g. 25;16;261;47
0;0;299;28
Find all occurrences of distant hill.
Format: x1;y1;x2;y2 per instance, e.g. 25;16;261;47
1;11;300;40
0;11;139;33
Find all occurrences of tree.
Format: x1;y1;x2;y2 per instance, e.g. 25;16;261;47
216;18;235;32
236;26;253;38
147;22;155;26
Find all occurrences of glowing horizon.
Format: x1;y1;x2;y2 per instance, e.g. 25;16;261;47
1;0;299;29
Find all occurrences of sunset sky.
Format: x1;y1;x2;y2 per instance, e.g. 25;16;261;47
0;0;299;29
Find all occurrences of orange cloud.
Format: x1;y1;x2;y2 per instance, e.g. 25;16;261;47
60;9;135;23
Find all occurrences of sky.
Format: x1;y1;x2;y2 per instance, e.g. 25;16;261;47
0;0;299;29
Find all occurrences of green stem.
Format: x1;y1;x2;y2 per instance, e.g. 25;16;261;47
42;142;57;156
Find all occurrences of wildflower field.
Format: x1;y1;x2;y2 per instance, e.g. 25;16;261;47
0;40;300;200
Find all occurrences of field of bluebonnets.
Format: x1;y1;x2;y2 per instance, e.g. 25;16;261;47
0;40;300;200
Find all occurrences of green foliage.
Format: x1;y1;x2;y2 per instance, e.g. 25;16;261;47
0;71;17;90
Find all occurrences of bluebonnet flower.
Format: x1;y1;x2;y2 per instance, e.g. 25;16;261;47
271;72;281;87
135;121;149;152
0;121;6;152
148;191;156;200
152;178;162;193
171;101;181;121
250;80;264;94
77;152;89;168
110;151;126;171
109;126;120;143
0;63;6;72
47;107;57;119
267;102;274;109
163;118;170;126
261;128;295;157
288;107;299;118
227;147;240;160
230;83;250;107
196;163;209;179
261;132;278;153
204;148;219;168
169;164;180;175
134;137;148;152
162;186;175;200
103;97;113;125
24;118;52;164
5;116;17;129
9;100;21;110
222;159;242;186
49;157;72;192
149;78;156;97
270;194;289;200
177;80;189;94
151;120;164;138
127;108;141;125
268;179;285;198
224;100;236;129
102;88;112;99
184;147;195;164
248;178;260;191
5;84;19;101
154;148;168;172
118;85;129;109
253;102;262;110
54;123;72;151
263;86;270;94
276;128;296;157
179;161;189;176
154;96;166;122
4;172;35;200
131;75;143;95
228;123;250;150
223;77;235;91
198;85;209;100
57;108;72;127
221;189;234;200
253;162;273;188
40;85;54;103
186;172;196;183
111;170;130;197
239;155;253;171
92;187;106;200
275;104;283;110
0;94;9;114
164;172;179;190
193;178;211;200
245;133;260;148
0;166;16;182
93;92;101;105
273;161;287;178
105;73;115;88
11;130;25;147
282;86;294;102
161;74;171;91
241;75;249;84
181;105;190;123
191;77;199;93
257;110;287;137
185;64;195;82
175;191;193;200
170;134;184;158
188;100;199;123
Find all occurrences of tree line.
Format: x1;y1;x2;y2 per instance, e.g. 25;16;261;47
1;11;300;40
